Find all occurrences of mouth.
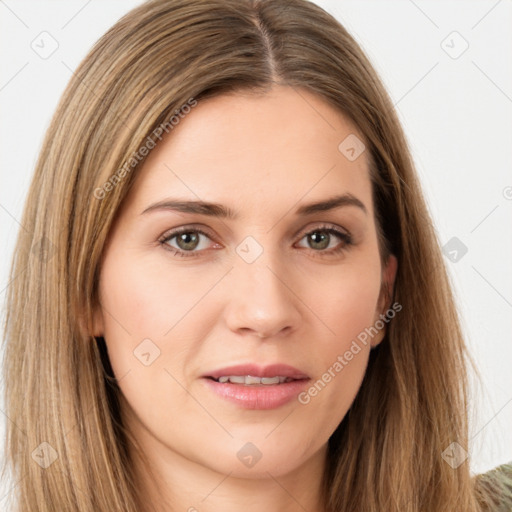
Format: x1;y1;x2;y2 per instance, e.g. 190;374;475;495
205;363;309;381
202;364;310;410
208;375;299;385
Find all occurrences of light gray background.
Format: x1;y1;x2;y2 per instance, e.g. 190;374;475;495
1;0;511;501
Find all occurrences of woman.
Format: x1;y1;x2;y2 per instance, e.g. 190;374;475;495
2;0;511;511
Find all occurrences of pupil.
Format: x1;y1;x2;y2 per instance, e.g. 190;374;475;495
177;232;199;250
309;231;329;250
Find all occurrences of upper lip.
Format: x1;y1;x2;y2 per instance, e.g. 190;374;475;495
204;364;310;380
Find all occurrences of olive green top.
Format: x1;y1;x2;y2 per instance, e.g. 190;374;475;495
475;461;512;511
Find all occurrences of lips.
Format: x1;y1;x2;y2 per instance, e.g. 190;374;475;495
202;364;310;410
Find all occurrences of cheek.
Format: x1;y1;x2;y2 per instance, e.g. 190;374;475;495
295;254;382;427
309;252;383;353
327;267;382;344
98;246;226;345
96;249;217;430
96;246;231;398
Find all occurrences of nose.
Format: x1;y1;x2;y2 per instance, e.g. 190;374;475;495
223;252;302;339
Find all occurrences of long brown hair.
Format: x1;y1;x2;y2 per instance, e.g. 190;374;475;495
1;0;497;510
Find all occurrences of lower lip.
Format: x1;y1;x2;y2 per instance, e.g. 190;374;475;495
203;378;310;410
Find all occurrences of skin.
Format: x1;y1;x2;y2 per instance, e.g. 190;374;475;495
93;85;397;512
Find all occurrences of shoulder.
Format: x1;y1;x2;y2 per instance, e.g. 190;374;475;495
474;461;512;512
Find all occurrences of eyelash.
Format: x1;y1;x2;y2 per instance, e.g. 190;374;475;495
158;223;353;259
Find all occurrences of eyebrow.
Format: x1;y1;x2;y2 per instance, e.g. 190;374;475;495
141;193;367;218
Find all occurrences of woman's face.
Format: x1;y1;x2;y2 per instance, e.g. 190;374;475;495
94;85;397;480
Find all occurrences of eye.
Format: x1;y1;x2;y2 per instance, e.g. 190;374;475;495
159;226;219;258
295;224;353;256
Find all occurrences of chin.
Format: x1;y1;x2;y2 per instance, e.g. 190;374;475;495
200;435;321;479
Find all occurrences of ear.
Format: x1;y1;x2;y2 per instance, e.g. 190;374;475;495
91;303;105;338
370;253;398;348
75;303;105;339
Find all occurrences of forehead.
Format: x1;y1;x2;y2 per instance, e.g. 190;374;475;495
125;86;373;220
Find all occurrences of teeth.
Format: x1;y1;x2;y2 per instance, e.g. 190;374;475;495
227;376;245;384
261;376;280;385
215;375;293;385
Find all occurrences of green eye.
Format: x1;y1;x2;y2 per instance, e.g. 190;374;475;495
297;227;352;255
